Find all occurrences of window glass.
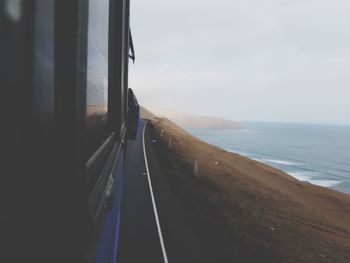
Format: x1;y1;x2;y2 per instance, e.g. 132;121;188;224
86;0;110;160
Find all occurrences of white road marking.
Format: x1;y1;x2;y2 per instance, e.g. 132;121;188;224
142;123;169;263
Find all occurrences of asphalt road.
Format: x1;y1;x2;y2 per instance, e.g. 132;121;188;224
117;120;214;263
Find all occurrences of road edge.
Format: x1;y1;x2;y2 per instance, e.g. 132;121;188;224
142;122;169;263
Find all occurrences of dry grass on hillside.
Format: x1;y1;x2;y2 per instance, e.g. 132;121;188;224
149;116;350;263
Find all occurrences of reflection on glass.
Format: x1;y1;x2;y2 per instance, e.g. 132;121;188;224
86;0;110;160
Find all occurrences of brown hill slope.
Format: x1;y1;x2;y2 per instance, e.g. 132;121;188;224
148;116;350;263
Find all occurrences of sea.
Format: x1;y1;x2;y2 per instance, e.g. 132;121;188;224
188;122;350;195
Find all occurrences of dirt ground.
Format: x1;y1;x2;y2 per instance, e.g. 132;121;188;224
144;111;350;263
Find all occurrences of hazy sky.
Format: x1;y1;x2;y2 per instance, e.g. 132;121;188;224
129;0;350;124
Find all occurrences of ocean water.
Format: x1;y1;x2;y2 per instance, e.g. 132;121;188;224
188;122;350;195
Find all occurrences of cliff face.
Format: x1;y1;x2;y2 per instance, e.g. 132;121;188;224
142;107;241;129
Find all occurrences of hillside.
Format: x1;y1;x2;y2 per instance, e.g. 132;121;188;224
144;113;350;262
143;107;241;129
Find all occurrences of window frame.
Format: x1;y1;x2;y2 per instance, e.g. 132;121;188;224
83;0;130;221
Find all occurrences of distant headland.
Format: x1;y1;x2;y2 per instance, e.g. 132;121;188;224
143;106;242;130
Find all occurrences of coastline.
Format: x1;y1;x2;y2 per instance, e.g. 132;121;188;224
187;122;350;195
142;108;350;262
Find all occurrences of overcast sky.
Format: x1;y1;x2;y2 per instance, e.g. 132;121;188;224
129;0;350;125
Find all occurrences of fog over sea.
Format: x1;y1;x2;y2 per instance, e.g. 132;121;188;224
188;122;350;195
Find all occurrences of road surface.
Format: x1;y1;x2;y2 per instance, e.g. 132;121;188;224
117;120;214;263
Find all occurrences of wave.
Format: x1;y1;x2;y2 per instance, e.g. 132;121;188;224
225;149;343;189
225;149;250;157
287;171;342;187
288;172;312;182
233;154;306;167
260;159;305;166
308;180;341;187
224;150;304;167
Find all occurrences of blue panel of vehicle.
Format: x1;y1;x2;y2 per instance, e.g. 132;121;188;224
95;148;125;263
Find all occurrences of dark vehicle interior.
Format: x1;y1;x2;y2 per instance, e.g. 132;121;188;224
1;0;136;262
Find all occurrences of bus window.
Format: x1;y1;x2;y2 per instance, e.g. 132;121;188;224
85;0;111;161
